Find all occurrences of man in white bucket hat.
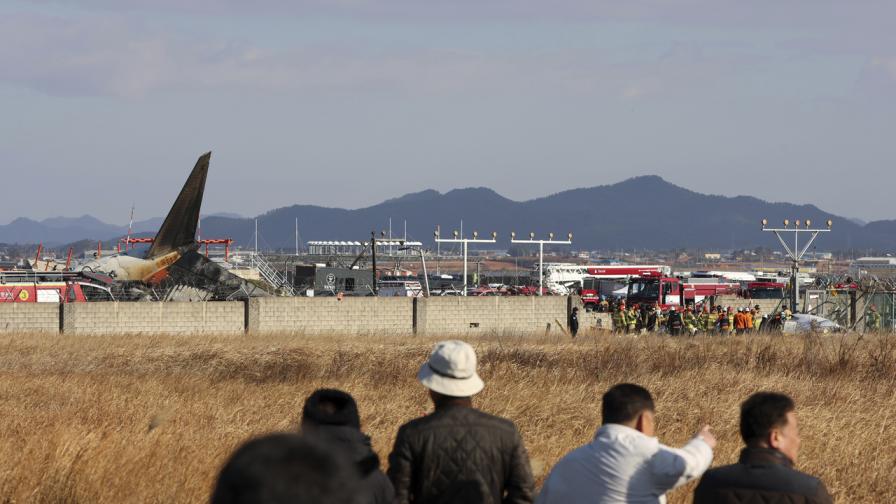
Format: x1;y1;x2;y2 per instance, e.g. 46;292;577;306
388;340;534;504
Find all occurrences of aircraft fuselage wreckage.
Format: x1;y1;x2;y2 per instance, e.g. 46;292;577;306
78;152;267;301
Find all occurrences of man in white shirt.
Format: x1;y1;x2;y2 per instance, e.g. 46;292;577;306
536;383;716;504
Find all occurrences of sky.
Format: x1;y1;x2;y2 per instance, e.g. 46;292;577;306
2;1;895;224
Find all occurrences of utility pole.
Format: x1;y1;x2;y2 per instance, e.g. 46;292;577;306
761;218;832;312
435;224;441;275
510;232;573;296
371;231;379;295
434;228;497;296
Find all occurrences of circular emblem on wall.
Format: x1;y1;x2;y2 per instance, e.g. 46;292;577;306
326;273;336;286
18;290;29;301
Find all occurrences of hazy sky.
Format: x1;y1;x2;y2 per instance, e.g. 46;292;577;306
3;1;895;223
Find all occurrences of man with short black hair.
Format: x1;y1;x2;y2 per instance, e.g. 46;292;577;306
212;433;359;504
388;340;535;504
693;392;833;504
301;389;394;504
537;383;715;504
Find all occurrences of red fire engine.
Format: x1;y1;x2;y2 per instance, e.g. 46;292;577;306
579;265;670;308
743;281;786;300
0;271;114;303
626;271;740;309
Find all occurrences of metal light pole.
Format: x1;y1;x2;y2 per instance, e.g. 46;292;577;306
510;232;573;296
399;242;430;297
434;228;496;296
761;218;832;312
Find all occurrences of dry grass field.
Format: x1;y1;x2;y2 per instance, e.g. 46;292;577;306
0;331;894;503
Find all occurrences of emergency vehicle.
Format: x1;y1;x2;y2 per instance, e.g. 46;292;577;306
0;271;114;303
743;281;786;300
625;271;740;309
579;265;671;309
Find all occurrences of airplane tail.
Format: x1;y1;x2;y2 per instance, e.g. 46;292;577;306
146;152;210;259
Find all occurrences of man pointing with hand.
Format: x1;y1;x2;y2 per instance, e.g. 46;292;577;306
537;383;716;504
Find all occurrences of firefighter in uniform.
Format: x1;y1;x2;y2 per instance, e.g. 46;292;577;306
866;304;882;332
626;305;639;333
667;306;683;335
718;307;731;334
753;305;763;333
655;305;667;333
683;306;698;336
613;304;628;334
700;306;714;335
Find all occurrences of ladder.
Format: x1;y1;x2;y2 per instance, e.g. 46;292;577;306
251;253;295;296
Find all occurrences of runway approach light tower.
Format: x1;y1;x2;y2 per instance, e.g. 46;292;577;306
510;231;573;296
434;228;497;296
761;218;832;312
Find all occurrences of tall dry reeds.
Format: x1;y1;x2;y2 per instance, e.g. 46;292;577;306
0;331;893;503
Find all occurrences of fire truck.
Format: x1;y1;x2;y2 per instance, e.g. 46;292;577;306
579;265;671;309
743;281;786;300
0;271;114;303
626;271;740;309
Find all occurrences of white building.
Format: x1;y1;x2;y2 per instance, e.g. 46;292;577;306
849;257;896;278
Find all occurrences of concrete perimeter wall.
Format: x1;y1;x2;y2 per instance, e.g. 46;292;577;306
247;297;413;335
714;296;782;315
62;302;245;335
417;296;568;336
0;304;59;333
0;296;579;336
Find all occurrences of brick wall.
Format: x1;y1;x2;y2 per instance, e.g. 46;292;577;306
247;297;413;335
0;304;59;333
416;296;569;336
62;302;244;335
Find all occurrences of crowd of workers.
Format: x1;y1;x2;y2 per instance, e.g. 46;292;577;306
605;300;791;336
590;296;886;335
211;340;832;504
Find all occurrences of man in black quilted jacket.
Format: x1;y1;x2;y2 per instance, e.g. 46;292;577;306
387;340;535;504
693;392;833;504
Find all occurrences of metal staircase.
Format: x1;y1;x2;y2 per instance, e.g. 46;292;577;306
251;253;295;296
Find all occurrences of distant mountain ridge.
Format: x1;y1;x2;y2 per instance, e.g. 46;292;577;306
2;177;893;251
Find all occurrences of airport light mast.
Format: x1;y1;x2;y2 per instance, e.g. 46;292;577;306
510;232;572;296
434;228;496;296
761;218;832;312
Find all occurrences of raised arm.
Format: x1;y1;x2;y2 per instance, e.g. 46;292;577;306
649;426;715;493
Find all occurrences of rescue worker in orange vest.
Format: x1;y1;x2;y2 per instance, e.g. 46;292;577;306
734;308;746;335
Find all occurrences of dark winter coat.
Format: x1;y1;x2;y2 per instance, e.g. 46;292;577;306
569;311;579;335
693;447;833;504
307;425;395;504
388;403;535;504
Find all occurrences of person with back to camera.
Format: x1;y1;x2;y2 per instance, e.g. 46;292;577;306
537;383;716;504
388;340;535;504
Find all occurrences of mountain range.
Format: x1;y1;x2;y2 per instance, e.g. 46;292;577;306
3;176;894;251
